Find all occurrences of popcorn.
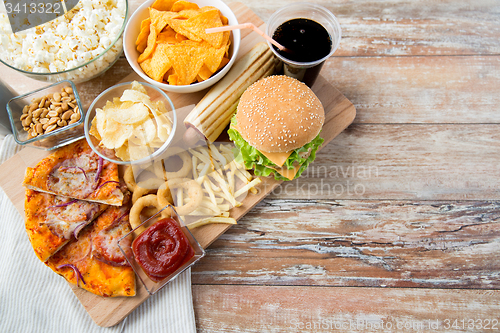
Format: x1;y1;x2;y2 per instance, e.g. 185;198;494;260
0;0;126;83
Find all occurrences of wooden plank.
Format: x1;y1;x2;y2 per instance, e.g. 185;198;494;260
323;56;500;124
193;285;500;333
227;0;500;56
192;199;500;289
249;124;500;201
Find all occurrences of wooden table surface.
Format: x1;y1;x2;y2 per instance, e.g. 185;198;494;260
2;0;500;331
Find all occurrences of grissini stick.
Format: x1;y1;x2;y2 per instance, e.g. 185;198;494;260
183;42;278;144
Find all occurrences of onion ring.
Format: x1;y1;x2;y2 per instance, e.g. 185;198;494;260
159;178;203;216
154;147;192;180
132;178;166;204
130;194;162;234
124;166;137;192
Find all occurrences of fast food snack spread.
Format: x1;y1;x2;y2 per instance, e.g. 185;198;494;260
46;206;136;297
184;42;278;142
136;0;231;85
89;81;174;162
23;139;124;206
228;75;325;181
24;189;108;262
132;217;195;282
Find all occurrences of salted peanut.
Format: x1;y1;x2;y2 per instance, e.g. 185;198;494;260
38;97;46;108
32;109;42;118
68;102;76;109
62;110;73;120
47;111;59;118
55;106;63;114
23;105;29;114
41;109;49;118
29;103;38;112
61;103;69;111
20;113;29;121
39;118;49;124
42;123;50;130
71;113;81;121
48;117;59;125
61;92;68;98
35;123;43;134
64;87;73;94
53;92;61;102
68;119;78;125
46;124;57;133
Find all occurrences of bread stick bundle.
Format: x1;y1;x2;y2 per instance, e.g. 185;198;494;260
184;42;278;143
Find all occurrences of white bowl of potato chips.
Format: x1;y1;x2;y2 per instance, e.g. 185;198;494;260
123;0;240;93
84;81;176;165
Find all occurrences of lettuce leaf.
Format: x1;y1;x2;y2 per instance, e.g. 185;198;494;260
228;116;324;181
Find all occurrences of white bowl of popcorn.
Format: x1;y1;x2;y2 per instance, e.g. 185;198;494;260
0;0;128;83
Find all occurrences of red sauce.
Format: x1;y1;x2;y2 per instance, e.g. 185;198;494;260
132;218;195;282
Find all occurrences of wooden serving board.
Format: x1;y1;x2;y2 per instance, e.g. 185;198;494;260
0;2;356;327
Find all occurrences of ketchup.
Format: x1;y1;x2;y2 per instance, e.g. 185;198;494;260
132;218;195;282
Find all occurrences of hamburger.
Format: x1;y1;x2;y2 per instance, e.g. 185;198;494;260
228;75;325;181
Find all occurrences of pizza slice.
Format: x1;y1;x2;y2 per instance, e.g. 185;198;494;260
25;189;108;262
23;139;124;206
46;205;136;297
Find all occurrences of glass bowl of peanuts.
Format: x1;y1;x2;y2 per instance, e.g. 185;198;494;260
7;80;84;150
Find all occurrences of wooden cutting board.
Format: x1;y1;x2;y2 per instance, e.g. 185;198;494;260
0;2;356;327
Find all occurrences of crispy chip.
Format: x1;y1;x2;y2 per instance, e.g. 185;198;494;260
136;1;231;85
182;9;223;48
151;0;176;11
100;118;134;150
129;118;157;145
136;18;151;52
138;25;157;63
157;27;178;44
106;103;150;125
171;0;199;12
168;18;202;42
164;41;206;85
149;7;177;33
197;64;213;81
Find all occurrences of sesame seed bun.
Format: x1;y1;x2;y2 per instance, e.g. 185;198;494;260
235;75;325;153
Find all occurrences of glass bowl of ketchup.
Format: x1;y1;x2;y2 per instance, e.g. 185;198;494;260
118;205;205;295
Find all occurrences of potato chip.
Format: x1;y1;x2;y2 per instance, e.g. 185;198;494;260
106;103;150;125
129;117;157;145
89;82;174;162
151;0;176;11
171;0;199;12
182;9;223;48
138;25;157;63
100;118;134;150
115;144;130;161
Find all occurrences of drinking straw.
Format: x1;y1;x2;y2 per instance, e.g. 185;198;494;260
205;23;286;51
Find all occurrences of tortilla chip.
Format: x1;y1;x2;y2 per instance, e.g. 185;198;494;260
151;0;176;11
148;43;173;82
182;9;223;48
157;26;178;44
197;64;212;81
136;18;151;53
149;7;177;33
164;41;206;85
168;18;202;42
138;25;158;63
171;0;199;12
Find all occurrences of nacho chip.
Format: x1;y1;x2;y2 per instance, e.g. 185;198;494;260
202;42;227;73
197;64;213;81
171;0;199;12
147;43;173;82
164;41;206;85
157;27;178;44
136;18;151;52
182;9;223;48
149;7;177;33
151;0;176;11
168;18;202;42
138;25;158;63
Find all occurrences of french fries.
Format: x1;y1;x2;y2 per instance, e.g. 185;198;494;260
184;42;278;142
